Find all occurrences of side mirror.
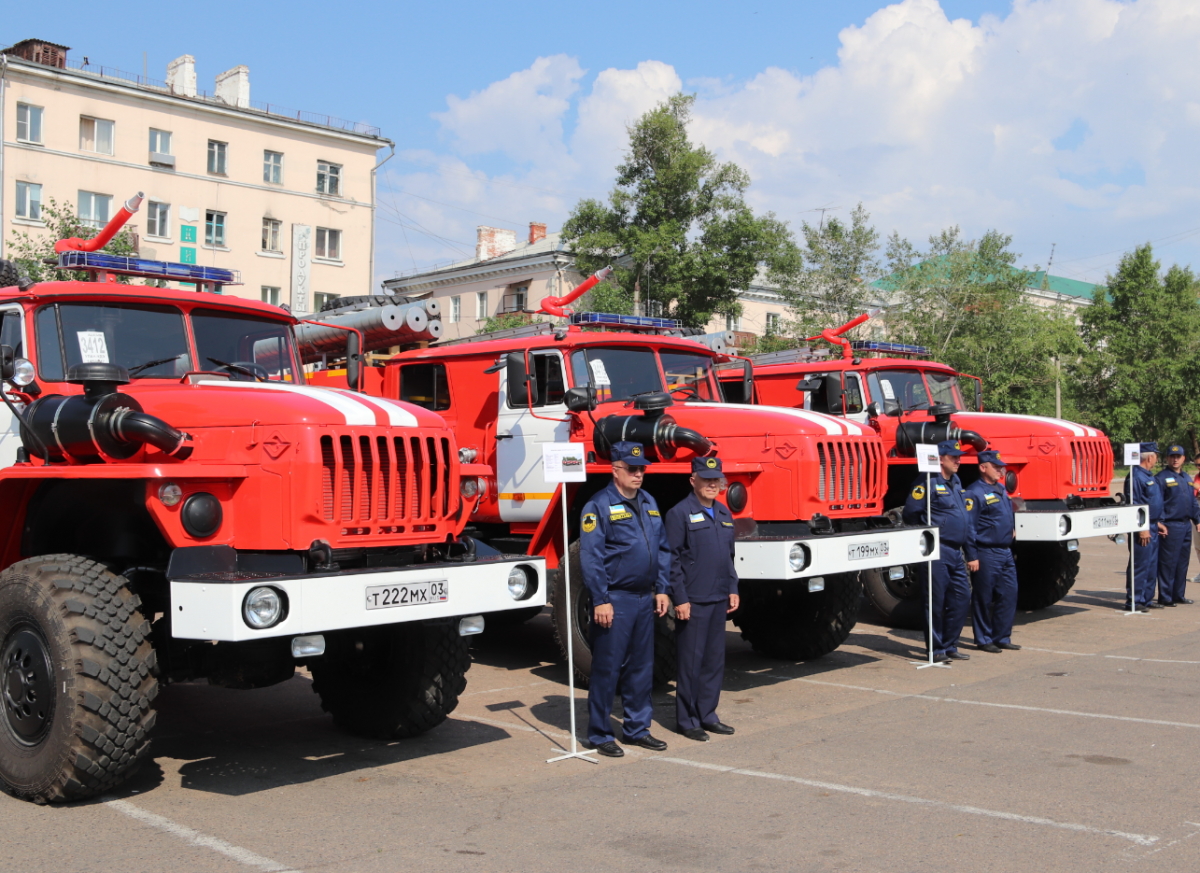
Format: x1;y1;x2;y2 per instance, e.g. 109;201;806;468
565;386;596;413
825;378;845;415
346;332;362;392
741;360;753;404
883;399;902;417
0;345;13;381
507;351;538;407
795;377;823;392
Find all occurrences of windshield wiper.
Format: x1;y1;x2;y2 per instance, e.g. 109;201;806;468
668;384;701;399
207;357;267;382
128;355;181;376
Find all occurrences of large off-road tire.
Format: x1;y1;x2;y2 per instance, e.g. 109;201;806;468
733;572;863;660
0;555;157;804
861;566;926;630
0;259;20;290
1014;542;1080;610
310;621;469;739
551;540;677;688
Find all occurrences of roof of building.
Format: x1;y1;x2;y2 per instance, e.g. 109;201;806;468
1025;271;1102;300
385;232;575;288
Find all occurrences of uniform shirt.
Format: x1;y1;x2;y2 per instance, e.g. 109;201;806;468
665;491;738;604
964;477;1015;552
579;481;670;605
1155;468;1200;523
1124;465;1164;523
902;471;976;556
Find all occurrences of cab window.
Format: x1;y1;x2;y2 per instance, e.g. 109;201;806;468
660;350;719;400
36;302;189;380
927;371;964;410
843;373;865;414
505;352;565;409
570;347;662;403
191;308;299;383
400;363;450;411
870;370;930;411
0;310;24;361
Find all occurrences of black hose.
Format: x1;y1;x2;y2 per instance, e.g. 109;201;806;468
660;423;712;457
894;421;988;457
111;409;194;459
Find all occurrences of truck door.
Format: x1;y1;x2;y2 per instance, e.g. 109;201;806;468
496;349;569;522
0;307;26;468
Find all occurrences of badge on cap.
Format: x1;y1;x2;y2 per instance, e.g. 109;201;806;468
706;458;717;468
631;446;642;457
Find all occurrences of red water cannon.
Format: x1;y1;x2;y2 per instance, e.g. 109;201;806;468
807;308;883;359
55;192;144;254
538;266;613;317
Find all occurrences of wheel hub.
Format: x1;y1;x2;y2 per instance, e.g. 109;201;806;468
2;627;55;745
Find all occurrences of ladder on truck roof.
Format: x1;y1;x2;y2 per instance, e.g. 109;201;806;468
437;311;735;353
746;340;930;366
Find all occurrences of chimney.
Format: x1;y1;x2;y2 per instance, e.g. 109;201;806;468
215;64;250;108
166;55;197;97
476;226;517;261
529;222;547;245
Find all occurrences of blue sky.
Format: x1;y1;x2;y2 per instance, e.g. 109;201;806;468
6;0;1200;287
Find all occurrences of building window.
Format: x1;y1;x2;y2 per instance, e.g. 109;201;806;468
316;161;342;195
476;291;488;319
264;151;283;184
645;300;664;317
314;292;339;310
146;201;170;238
79;116;114;155
205;210;226;247
315;227;341;260
261;286;281;306
503;285;528;313
262;218;282;252
16;104;43;144
78;190;112;229
15;182;42;221
765;312;781;332
149;128;172;155
725;313;742;332
449;296;461;323
207;140;228;175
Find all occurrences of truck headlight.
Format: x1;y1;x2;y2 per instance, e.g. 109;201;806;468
158;482;182;506
243;586;286;629
788;543;809;573
507;564;538;600
1058;516;1071;536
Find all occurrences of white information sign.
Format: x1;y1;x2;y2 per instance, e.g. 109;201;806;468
542;442;588;483
1123;443;1141;467
77;331;109;363
915;443;941;473
588;359;611;387
290;224;312;315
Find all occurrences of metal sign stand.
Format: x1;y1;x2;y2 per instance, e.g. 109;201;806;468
542;444;598;765
1122;443;1148;618
912;445;950;669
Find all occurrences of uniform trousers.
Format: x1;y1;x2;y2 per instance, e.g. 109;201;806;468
587;590;654;746
971;546;1018;646
920;548;971;657
1126;528;1160;608
674;600;727;732
1157;521;1192;604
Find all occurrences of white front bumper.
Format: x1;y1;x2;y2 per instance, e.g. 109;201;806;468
1015;505;1149;542
170;556;547;641
735;526;940;581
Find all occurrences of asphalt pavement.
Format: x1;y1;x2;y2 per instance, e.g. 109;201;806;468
5;534;1200;872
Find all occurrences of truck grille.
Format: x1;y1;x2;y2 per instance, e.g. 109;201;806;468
816;439;885;506
319;431;456;526
1070;438;1113;491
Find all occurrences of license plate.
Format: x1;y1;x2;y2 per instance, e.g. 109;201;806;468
365;580;448;610
1092;515;1118;529
848;540;889;561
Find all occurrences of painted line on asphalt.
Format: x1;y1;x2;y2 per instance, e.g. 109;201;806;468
1022;646;1200;665
651;757;1158;845
461;679;553;697
104;799;298;872
736;671;1200;729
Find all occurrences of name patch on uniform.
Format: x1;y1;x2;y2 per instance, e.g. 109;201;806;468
934;484;948;494
912;486;926;500
721;521;734;527
689;512;706;523
985;493;1000;504
582;513;597;533
1166;477;1178;487
609;503;632;521
964;497;975;511
647;509;661;517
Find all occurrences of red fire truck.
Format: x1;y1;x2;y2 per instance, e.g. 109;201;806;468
727;315;1147;627
306;273;938;684
0;196;544;804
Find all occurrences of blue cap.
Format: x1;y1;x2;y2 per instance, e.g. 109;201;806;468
611;441;651;466
937;439;966;457
1167;444;1186;456
692;455;724;478
1140;441;1159;454
977;450;1006;467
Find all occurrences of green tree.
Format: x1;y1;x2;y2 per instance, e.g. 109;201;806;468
6;197;139;284
1074;245;1200;448
478;313;542;335
562;94;800;328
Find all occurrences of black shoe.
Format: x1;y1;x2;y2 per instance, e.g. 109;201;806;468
933;653;951;663
701;721;735;735
1179;598;1195;605
996;642;1022;650
946;651;971;660
1137;606;1150;613
1161;601;1177;607
978;643;1002;653
680;727;710;742
622;733;667;751
1147;601;1165;609
594;741;624;758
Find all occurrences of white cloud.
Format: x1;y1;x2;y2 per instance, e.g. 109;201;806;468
379;1;1200;287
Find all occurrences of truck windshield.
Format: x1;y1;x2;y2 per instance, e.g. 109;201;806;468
570;347;662;402
868;369;931;411
36;302;190;381
927;371;964;409
191;308;299;382
660;350;720;400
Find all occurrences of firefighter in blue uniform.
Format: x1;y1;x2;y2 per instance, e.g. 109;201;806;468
1125;442;1168;612
1155;444;1199;606
902;439;978;662
964;450;1020;652
665;455;740;742
579;441;671;757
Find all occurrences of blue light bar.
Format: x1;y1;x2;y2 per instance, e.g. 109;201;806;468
57;251;241;285
850;340;929;356
570;311;682;330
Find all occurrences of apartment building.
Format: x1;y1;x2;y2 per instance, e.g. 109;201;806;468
0;39;390;314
